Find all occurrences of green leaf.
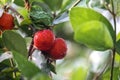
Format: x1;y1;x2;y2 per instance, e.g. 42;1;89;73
74;21;113;50
17;8;29;19
116;33;120;55
47;63;56;74
43;0;63;11
117;32;120;41
29;0;43;3
0;0;14;5
112;67;120;80
0;37;4;48
30;5;52;26
0;49;4;54
61;0;78;12
20;18;32;25
16;7;32;25
0;52;12;63
0;59;11;70
116;40;120;55
71;67;87;80
0;67;17;80
103;67;120;80
19;25;33;37
31;1;53;17
115;53;120;63
14;0;24;7
69;7;115;40
12;51;41;79
2;31;27;56
31;73;50;80
0;59;17;80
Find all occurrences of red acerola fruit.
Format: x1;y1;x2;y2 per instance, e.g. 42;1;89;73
0;12;14;31
33;29;55;51
48;38;67;60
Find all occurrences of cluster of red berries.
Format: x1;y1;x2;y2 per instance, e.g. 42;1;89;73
0;12;14;33
33;29;67;60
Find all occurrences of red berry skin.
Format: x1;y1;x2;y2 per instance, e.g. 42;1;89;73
33;29;55;51
0;12;14;31
48;38;67;60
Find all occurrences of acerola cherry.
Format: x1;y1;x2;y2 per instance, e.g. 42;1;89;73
0;12;14;31
48;38;67;59
33;29;55;51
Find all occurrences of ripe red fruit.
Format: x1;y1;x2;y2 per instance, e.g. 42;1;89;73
48;38;67;59
0;12;14;31
33;29;55;51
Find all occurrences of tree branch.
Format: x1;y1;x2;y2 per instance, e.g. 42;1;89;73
8;6;23;18
24;0;30;10
68;0;81;11
110;0;117;80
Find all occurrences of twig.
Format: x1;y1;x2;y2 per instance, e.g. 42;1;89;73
94;52;112;80
110;0;117;80
104;3;113;15
8;6;23;17
24;0;30;10
28;38;34;58
68;0;81;11
29;24;37;33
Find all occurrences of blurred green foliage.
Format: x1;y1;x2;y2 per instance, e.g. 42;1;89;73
0;0;120;80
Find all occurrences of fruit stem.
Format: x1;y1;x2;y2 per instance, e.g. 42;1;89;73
28;38;34;59
30;24;37;33
110;0;116;80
